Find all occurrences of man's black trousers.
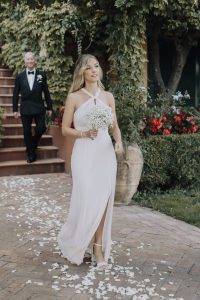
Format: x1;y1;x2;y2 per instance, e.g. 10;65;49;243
21;113;46;157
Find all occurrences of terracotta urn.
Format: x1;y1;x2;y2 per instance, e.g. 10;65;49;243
115;143;144;205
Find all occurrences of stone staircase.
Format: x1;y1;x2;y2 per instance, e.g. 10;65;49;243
0;68;65;176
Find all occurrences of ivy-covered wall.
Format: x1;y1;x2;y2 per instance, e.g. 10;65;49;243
106;4;147;143
0;2;95;104
0;0;148;142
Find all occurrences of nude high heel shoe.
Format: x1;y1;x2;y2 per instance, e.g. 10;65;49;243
92;243;108;270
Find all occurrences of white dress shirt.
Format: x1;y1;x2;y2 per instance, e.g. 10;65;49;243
26;68;36;90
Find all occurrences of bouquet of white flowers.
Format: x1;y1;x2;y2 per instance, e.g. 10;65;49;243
86;105;113;130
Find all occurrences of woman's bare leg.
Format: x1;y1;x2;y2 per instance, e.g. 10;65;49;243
94;206;107;263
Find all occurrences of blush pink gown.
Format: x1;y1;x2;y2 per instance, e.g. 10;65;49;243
57;88;117;265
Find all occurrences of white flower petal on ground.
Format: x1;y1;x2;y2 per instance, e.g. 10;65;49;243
51;285;60;291
34;282;44;286
26;280;32;284
1;175;182;300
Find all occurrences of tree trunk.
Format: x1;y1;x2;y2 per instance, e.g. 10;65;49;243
166;42;191;96
148;29;166;95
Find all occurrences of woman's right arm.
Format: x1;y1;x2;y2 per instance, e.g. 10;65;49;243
62;94;82;137
62;94;97;139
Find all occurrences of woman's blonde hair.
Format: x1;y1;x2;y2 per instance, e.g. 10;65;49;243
69;54;104;93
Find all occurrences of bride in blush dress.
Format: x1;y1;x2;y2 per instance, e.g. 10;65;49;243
57;54;123;269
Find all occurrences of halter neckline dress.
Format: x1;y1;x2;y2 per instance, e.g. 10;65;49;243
57;88;117;265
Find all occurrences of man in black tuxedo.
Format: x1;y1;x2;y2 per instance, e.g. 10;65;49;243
13;52;52;163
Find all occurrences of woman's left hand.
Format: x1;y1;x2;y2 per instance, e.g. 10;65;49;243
115;141;123;154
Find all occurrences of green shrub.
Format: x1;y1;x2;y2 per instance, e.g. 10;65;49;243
140;134;200;191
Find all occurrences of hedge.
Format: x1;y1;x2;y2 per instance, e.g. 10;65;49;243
139;133;200;191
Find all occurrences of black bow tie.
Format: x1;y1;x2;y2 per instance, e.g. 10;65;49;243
28;71;34;75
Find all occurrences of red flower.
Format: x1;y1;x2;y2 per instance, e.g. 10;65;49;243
161;116;168;123
163;129;171;135
191;125;198;133
150;127;158;134
149;118;156;126
173;115;182;124
49;106;65;126
143;108;199;137
179;111;187;120
150;118;162;129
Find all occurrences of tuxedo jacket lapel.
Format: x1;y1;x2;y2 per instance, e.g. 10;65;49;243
22;70;31;92
31;70;38;92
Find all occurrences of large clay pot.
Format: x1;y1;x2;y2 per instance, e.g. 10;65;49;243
115;143;143;205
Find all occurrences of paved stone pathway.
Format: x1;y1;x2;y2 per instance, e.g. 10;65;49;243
0;173;200;300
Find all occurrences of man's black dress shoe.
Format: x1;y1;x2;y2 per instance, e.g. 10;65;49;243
27;155;36;163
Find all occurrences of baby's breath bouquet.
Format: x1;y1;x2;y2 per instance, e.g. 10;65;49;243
87;105;113;130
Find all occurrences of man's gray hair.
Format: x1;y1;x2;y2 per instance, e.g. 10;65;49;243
24;52;36;61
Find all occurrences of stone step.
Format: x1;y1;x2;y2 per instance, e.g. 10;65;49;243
0;69;13;77
0;85;14;94
0;68;66;176
2;123;36;135
0;145;58;162
0;103;13;113
2;113;21;124
0;77;15;85
1;134;53;148
0;94;14;104
0;158;65;176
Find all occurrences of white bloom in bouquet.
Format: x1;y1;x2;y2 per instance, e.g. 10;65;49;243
86;105;113;130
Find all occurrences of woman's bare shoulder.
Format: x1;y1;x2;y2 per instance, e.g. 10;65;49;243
102;90;115;104
66;90;82;104
68;90;82;99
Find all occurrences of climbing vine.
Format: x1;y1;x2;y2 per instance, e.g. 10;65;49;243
0;1;96;104
71;0;148;142
106;5;147;142
0;0;148;142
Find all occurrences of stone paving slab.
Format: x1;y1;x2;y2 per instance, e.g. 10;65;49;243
0;173;200;300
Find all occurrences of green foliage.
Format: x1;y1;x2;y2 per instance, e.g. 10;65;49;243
0;0;147;142
0;1;94;104
70;0;148;142
140;136;173;188
4;0;199;144
149;1;200;37
133;188;200;228
114;0;200;39
115;1;200;96
113;85;146;143
140;134;200;190
105;5;147;142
